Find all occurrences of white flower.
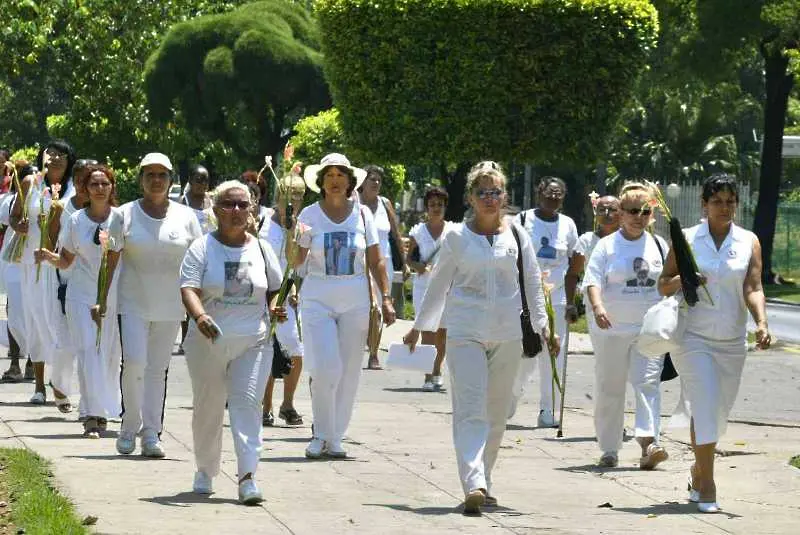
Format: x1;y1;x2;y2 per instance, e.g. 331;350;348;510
264;155;273;168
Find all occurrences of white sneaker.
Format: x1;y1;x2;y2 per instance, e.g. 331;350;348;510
193;471;213;495
238;479;263;505
432;375;444;390
537;410;558;428
325;441;347;458
422;380;435;392
29;391;46;405
141;435;166;458
305;438;325;459
116;432;136;455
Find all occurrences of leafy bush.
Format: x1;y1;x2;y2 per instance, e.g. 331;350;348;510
10;145;39;166
315;0;659;166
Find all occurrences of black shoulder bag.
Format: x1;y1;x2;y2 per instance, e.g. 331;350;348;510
511;225;543;358
652;234;678;382
381;197;404;271
257;239;293;379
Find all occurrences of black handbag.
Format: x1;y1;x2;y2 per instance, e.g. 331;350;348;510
382;198;404;271
56;269;67;315
652;234;678;382
511;225;543;358
271;336;293;379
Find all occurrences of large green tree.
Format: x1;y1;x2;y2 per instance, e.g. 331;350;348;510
315;0;659;219
144;0;330;173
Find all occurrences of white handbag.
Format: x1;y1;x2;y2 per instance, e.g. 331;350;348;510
637;294;686;358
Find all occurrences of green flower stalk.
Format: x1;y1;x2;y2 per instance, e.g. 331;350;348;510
95;229;111;349
542;275;563;410
1;163;26;263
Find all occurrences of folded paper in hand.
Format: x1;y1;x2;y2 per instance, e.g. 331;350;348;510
387;343;437;372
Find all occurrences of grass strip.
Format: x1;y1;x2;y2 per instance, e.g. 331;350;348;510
790;455;800;469
0;448;87;535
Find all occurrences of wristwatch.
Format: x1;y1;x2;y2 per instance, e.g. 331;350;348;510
381;293;392;300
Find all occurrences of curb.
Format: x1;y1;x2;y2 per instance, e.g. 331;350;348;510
766;298;800;307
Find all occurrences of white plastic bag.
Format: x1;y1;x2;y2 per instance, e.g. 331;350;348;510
637;295;686;357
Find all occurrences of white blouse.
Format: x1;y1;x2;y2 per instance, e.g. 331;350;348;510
408;220;452;289
414;223;548;342
683;222;755;341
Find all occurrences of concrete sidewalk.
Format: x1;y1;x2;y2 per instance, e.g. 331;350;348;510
1;319;799;534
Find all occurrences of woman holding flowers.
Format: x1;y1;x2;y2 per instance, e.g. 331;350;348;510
8;140;76;406
659;174;771;513
259;173;306;427
180;180;284;504
292;153;396;459
115;153;202;458
510;176;579;428
583;183;668;470
36;164;123;438
404;162;551;515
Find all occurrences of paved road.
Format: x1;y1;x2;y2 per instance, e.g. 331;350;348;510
763;302;800;344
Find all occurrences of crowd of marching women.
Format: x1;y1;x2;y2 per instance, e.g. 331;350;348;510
0;142;772;514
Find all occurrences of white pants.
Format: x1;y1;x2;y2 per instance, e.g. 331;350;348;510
591;331;664;453
448;338;520;495
671;333;746;445
5;275;25;356
119;315;178;437
275;305;303;357
512;303;568;415
66;300;121;418
185;332;272;479
300;277;370;443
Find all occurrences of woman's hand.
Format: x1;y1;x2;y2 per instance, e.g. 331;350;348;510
196;313;221;341
403;328;420;352
755;322;772;350
33;248;54;265
381;296;396;326
593;304;612;330
288;294;298;308
271;305;288;324
90;304;106;330
547;331;561;359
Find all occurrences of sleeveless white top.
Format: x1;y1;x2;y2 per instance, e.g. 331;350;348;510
370;197;392;260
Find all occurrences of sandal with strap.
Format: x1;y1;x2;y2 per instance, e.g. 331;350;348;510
1;366;24;383
54;396;73;414
83;417;101;439
278;407;304;426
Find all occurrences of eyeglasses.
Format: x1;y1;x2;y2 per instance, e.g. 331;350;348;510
622;207;652;217
596;207;618;216
476;188;504;200
216;200;251;211
542;190;564;200
45;149;66;160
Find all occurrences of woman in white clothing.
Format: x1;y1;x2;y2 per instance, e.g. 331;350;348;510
116;153;202;458
406;186;451;391
358;165;404;370
181;180;285;505
36;165;123;438
259;175;306;427
659;174;771;513
1;172;28;383
583;183;668;469
511;177;579;427
403;162;551;515
9;141;77;407
292;153;396;459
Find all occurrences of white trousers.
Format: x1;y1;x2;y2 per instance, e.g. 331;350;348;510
275;305;303;357
512;303;568;415
300;278;370;443
5;278;25;356
66;300;121;418
185;332;272;479
671;333;746;445
119;315;178;437
448;338;520;495
590;331;664;453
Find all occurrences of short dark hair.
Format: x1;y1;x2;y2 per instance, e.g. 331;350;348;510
317;165;357;199
538;176;567;194
424;186;448;207
0;149;10;161
36;139;77;187
357;164;385;193
702;173;739;203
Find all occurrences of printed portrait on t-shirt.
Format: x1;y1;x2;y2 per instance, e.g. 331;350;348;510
224;261;254;302
324;231;357;276
537;236;557;259
626;257;656;287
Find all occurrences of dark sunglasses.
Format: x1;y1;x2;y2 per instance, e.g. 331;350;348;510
622;207;652;216
217;200;251;211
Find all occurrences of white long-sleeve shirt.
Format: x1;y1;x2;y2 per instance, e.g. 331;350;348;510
414;222;548;342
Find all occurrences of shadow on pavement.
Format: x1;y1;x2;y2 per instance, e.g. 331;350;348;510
555;464;642;473
542;436;596;443
382;387;448;393
64;454;186;462
2;416;72;423
612;502;742;519
364;503;457;516
261;436;309;443
140;492;241;507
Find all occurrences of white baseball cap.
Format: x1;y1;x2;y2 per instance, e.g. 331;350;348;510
138;152;173;171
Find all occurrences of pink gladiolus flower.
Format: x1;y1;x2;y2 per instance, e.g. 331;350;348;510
291;162;302;176
283;143;295;162
588;190;600;208
98;229;109;249
51;183;61;199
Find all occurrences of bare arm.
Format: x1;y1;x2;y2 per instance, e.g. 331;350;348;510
657;248;682;297
405;236;428;275
9;176;33;234
586;285;612;329
564;253;583;323
35;247;75;270
180;287;221;340
367;243;396;325
744;238;771;349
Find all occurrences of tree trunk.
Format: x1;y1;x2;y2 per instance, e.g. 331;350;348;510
753;47;794;283
441;162;472;221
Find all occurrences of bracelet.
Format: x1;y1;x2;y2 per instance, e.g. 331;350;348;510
381;293;392;300
194;313;209;322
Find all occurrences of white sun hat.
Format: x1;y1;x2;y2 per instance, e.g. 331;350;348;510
303;153;367;193
138;152;173;172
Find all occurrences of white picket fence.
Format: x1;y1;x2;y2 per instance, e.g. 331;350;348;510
651;181;753;238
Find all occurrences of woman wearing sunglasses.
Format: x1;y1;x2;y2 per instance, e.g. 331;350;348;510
403;162;551;515
180;180;285;504
510;176;579;428
36;165;123;438
583;182;668;470
115;153;202;458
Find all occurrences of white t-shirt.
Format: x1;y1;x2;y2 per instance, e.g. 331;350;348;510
59;209;124;306
297;202;379;279
514;210;578;305
259;209;289;271
582;230;669;334
180;234;282;337
118;200;203;321
575;231;601;263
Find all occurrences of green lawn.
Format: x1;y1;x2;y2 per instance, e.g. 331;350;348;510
790;455;800;469
0;448;87;535
765;283;800;304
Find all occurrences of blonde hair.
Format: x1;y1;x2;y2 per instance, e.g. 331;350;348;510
211;180;251;205
277;174;306;197
618;181;653;206
465;161;507;195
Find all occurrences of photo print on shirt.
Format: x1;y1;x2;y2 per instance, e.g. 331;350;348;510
625;257;656;288
537;236;557;259
324;231;357;276
224;261;255;303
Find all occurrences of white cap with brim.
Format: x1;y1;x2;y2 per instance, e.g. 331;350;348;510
303;153;367;193
139;152;173;171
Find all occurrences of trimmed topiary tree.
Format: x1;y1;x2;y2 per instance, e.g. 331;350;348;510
316;0;659;218
144;0;330;171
